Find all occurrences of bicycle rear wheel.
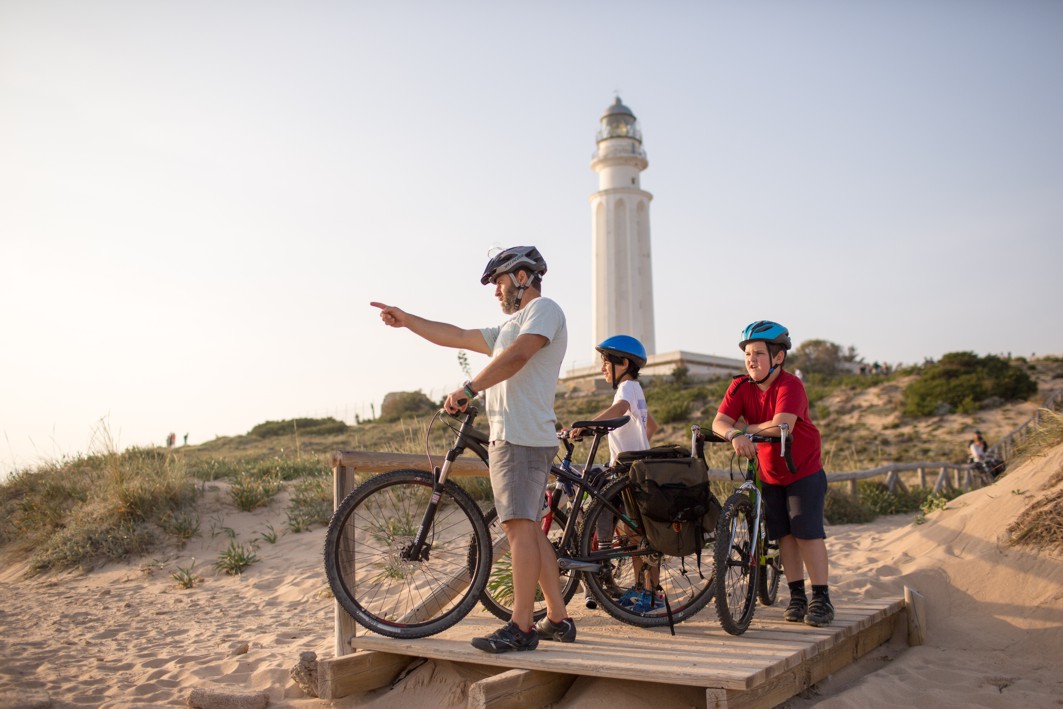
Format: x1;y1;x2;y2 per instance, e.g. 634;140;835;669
714;492;759;635
324;469;491;639
757;534;782;606
580;478;717;627
479;506;580;622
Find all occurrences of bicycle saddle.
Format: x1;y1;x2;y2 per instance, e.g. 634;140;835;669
569;415;630;432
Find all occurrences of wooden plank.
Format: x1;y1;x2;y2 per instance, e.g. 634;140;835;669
316;650;414;699
467;668;576;709
331;450;487;477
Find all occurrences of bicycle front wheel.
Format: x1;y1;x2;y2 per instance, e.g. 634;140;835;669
580;478;717;628
480;506;580;622
714;492;759;635
324;469;491;639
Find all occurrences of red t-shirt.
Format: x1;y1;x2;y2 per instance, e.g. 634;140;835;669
717;370;823;485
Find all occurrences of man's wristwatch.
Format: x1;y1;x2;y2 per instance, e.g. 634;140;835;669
462;380;478;399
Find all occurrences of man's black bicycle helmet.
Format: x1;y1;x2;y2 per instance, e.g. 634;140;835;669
480;246;548;285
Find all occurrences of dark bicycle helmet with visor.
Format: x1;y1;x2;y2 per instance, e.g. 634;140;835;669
480;246;548;285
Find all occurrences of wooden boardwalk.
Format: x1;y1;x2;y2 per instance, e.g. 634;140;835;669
318;598;904;708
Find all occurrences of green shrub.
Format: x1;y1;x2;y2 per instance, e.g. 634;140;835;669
249;417;348;438
824;487;877;524
378;391;438;422
286;473;333;532
215;540;259;575
230;473;282;512
858;481;934;516
902;352;1037;417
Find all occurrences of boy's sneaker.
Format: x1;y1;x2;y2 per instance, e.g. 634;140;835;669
784;596;808;622
535;616;577;643
805;597;835;627
470;621;539;653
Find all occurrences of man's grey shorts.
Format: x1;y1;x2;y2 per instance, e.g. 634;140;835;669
488;440;554;523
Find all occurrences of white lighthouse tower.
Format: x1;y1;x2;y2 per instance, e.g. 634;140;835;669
590;97;656;355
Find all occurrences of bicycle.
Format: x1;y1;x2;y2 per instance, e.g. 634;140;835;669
699;422;793;636
324;406;719;639
481;417;719;632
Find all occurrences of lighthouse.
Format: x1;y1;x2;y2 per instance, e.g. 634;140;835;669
590;97;656;355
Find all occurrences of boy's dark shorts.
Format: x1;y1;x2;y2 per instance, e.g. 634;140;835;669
762;469;827;540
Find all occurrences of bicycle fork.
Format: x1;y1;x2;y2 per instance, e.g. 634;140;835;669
405;456;456;562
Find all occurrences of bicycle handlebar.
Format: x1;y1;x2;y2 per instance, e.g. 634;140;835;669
691;422;797;474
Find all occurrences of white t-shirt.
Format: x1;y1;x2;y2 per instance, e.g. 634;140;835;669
608;379;651;463
479;297;567;448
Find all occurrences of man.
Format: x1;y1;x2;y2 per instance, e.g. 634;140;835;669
370;245;575;653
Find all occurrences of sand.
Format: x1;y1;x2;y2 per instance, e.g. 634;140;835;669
2;444;1062;708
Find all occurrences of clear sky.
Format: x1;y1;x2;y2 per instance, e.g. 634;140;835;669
2;1;1061;476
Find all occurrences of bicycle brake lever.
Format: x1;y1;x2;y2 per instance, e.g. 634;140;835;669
778;422;789;459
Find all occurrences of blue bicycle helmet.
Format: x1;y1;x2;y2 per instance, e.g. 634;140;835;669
596;335;648;369
738;320;792;352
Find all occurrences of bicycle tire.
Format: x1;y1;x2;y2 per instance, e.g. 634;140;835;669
579;478;717;627
757;535;781;606
479;506;580;622
714;492;759;635
324;469;491;639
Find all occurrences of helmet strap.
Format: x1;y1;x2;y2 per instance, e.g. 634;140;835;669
508;272;528;309
749;366;775;385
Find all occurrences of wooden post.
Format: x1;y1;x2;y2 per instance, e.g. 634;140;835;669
932;468;947;494
904;585;926;646
917;467;926;489
333;461;360;657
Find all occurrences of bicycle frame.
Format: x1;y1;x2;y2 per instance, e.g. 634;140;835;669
419;407;641;573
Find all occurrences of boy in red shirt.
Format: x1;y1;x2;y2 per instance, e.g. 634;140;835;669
712;320;834;626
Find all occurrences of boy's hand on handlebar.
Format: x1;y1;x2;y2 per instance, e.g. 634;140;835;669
731;433;756;458
566;427;586;441
443;389;469;415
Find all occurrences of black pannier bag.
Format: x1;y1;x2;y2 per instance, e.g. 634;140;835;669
625;450;721;558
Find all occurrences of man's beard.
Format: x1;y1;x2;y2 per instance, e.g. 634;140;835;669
501;291;519;314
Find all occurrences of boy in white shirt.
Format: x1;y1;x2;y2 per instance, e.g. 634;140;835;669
569;335;659;609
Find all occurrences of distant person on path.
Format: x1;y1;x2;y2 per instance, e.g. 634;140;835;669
370;245;574;654
568;335;658;610
183;433;189;446
969;431;988;463
712;320;834;627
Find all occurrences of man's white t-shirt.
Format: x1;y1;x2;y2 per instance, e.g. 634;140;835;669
608;379;650;463
479;297;567;448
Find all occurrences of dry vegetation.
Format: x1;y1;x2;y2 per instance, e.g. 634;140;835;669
3;357;1061;574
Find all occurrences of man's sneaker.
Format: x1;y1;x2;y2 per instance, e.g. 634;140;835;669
535;616;577;643
470;621;539;653
784;596;808;622
805;597;835;627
